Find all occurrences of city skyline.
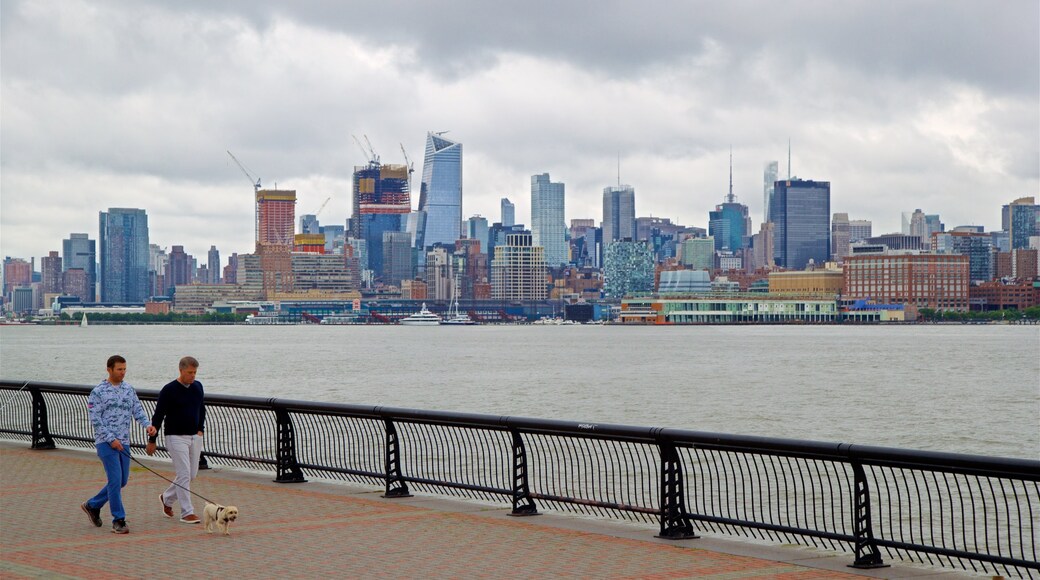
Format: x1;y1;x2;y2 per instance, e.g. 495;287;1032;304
1;1;1037;261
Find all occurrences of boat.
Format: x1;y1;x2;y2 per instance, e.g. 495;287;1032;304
399;303;442;326
440;274;475;325
80;313;88;327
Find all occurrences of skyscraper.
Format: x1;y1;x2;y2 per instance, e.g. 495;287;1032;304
831;213;851;263
602;185;636;245
256;190;297;247
382;231;415;286
603;240;655;299
466;215;490;254
769;179;830;270
41;251;63;296
99;208;150;302
763;161;779;222
207;246;221;284
849;220;872;242
1005;197;1039;249
531;173;567;266
63;233;96;302
417;132;462;249
300;214;320;234
352;161;410;278
501;198;515;227
491;232;546;300
166;245;192;294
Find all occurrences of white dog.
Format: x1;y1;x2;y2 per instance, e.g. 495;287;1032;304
202;502;239;536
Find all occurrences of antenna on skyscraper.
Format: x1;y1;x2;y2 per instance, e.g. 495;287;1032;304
617;151;621;188
727;146;735;203
787;138;792;180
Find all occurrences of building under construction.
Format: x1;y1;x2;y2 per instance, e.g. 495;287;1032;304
256;189;297;248
351;162;411;279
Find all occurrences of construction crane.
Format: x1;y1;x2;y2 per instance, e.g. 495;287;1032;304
227;150;262;245
314;196;331;217
399;143;415;189
351;134;379;165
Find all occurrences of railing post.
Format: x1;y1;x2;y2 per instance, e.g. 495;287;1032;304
508;429;538;516
30;387;55;450
656;441;697;539
382;419;412;498
273;407;306;483
848;462;887;569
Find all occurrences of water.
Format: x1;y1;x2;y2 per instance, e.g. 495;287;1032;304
1;324;1037;459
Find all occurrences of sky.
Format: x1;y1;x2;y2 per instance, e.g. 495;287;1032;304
2;0;1038;263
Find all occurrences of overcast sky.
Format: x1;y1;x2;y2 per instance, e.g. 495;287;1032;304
2;0;1038;262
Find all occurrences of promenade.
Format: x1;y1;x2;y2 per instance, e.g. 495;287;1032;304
0;441;985;579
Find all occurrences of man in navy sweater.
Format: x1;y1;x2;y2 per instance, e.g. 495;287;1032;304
147;356;206;524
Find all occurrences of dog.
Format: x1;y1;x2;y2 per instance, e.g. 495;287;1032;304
202;502;239;536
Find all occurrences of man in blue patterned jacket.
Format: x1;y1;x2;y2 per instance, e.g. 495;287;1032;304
80;355;157;534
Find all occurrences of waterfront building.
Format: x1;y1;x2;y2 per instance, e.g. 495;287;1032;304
171;284;259;315
831;213;851;263
291;253;359;294
466;215;489;254
11;286;35;314
844;253;970;312
41;251;63;296
417;132;463;249
763;161;779;222
400;279;428;300
99;208;150;303
969;280;1039;311
1004;197;1039;250
679;237;715;271
531;173;567;266
491;232;547;300
383;231;415;287
849;220;872;243
602;185;636;251
501;198;515;227
620;294;840;324
603;240;654;299
769;179;830;270
256;190;297;247
658;270;711;294
62;233;96;302
768;268;844;296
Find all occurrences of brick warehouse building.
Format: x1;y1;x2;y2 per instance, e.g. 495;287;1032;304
844;253;970;311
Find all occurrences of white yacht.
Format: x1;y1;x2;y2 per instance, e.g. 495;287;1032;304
440;274;475;325
399;303;442;326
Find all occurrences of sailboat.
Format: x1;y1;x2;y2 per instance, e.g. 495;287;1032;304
440;273;475;325
80;313;89;327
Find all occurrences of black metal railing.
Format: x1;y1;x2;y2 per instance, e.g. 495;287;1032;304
2;380;1037;578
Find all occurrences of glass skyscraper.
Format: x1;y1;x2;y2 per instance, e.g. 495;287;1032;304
769;179;830;270
417;132;462;249
501;198;515;227
708;200;751;251
62;233;96;302
99;208;150;302
763;161;778;222
531;173;567;266
602;185;636;245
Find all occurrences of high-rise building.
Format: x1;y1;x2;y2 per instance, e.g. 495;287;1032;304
299;214;320;235
501;198;515;227
466;215;489;254
223;253;239;285
748;222;775;272
603;240;654;299
1005;197;1039;250
99;208;150;302
352;161;410;278
417;132;462;249
62;269;89;302
166;245;193;294
2;257;31;300
382;231;415;286
849;220;872;243
207;246;221;284
62;233;96;302
934;231;995;282
602;185;636;248
708;199;751;252
256;190;297;247
491;232;546;300
530;173;567;266
763;161;779;222
831;213;851;263
41;251;63;295
679;237;715;271
769;179;830;270
424;246;452;300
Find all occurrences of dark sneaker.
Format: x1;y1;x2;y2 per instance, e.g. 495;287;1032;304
159;494;173;518
112;519;129;534
180;514;201;524
81;502;102;527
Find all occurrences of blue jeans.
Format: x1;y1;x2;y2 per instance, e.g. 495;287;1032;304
86;442;131;522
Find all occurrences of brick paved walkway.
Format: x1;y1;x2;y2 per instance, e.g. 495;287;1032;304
0;442;980;579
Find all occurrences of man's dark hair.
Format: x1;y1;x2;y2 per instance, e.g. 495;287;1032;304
179;356;199;370
107;355;126;369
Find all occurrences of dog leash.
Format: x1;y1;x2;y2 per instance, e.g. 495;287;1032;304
0;382;30;413
119;448;221;506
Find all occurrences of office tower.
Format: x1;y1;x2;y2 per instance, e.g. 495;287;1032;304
769;179;830;270
256;190;297;247
602;185;636;248
936;232;995;282
223;253;239;285
62;233;96;302
424;246;452;300
831;213;851;263
531;173;567;266
321;224;346;254
501;198;515;227
849;220;872;243
491;232;546;300
300;214;320;235
417;132;462;249
207;246;221;284
1005;197;1039;249
166;245;193;293
679;237;715;271
603;240;654;299
926;214;944;237
466;215;489;254
748;222;775;271
352;161;410;278
763;161;778;222
2;257;31;299
708;201;751;252
99;208;150;302
383;231;415;286
41;251;63;295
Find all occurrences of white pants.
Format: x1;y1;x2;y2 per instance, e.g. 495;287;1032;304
162;434;203;516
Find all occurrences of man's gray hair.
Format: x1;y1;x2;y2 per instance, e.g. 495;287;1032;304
179;356;199;370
